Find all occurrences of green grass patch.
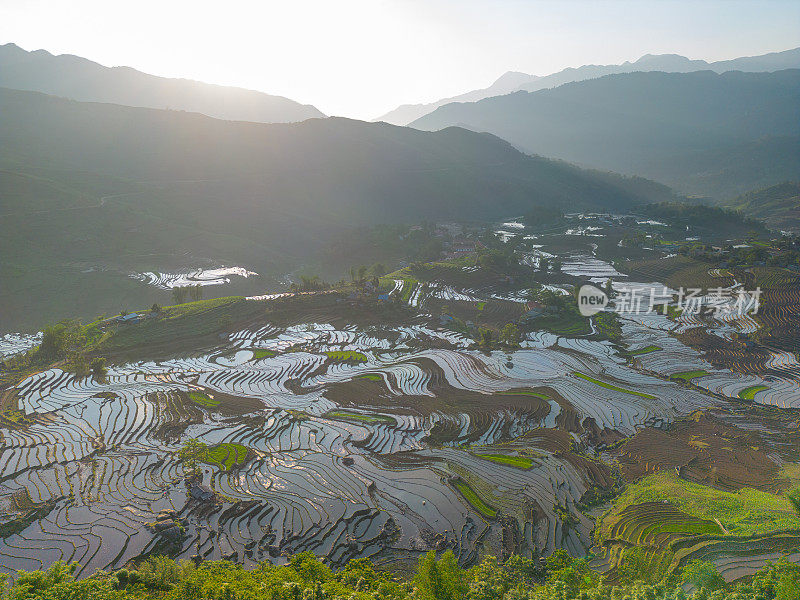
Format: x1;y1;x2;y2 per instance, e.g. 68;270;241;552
252;349;277;360
188;391;220;407
574;372;656;399
453;479;497;518
324;350;368;363
476;302;486;311
738;385;768;400
669;370;711;382
626;345;662;356
599;471;800;539
357;374;382;381
325;410;396;425
473;453;533;469
202;443;248;470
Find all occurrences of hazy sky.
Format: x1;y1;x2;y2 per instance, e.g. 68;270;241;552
2;0;799;119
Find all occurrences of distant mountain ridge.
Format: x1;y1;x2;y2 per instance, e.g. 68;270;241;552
0;86;674;328
376;47;800;125
0;42;324;123
410;69;800;200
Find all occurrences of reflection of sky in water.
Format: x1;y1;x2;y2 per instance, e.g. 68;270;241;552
131;266;258;289
0;332;42;359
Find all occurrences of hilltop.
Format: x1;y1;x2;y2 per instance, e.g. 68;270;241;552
0;42;324;123
376;46;800;125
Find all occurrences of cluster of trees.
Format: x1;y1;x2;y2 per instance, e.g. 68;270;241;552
4;320;106;381
349;263;388;283
3;550;798;600
290;276;329;293
177;439;208;476
171;285;203;305
478;249;518;272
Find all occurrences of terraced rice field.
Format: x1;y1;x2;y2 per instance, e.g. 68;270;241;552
130;266;258;289
0;309;716;576
2;250;797;578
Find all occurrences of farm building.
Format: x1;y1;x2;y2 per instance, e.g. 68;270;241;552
190;484;216;502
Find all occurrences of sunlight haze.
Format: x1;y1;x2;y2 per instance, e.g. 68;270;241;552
2;0;799;119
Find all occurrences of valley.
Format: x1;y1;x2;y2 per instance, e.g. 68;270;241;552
1;212;798;591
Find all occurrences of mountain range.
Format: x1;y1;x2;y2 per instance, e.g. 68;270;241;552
376;47;800;125
0;42;324;124
0;86;672;329
410;69;800;199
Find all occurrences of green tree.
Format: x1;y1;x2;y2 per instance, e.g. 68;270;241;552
369;263;387;277
178;439;208;474
604;277;614;299
681;560;725;591
499;323;521;347
414;550;466;600
90;357;107;382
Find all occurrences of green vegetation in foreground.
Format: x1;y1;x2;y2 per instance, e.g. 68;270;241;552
453;479;497;518
324;350;368;363
626;345;662;356
202;443;248;471
573;372;656;400
473;453;533;469
739;384;769;400
600;471;800;538
187;391;220;408
324;411;396;425
4;548;799;600
670;370;711;382
251;349;277;360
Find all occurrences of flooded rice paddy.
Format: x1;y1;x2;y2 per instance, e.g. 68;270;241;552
130;266;258;289
2;236;798;576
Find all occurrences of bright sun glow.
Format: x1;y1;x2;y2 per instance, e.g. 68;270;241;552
1;0;799;118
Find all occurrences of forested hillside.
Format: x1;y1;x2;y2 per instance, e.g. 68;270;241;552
411;70;800;199
0;87;673;328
